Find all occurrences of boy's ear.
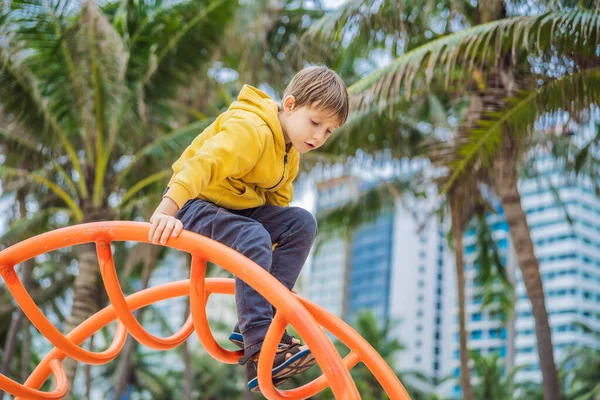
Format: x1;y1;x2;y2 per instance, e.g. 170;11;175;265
283;95;295;112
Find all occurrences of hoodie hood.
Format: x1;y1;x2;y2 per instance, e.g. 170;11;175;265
228;85;285;150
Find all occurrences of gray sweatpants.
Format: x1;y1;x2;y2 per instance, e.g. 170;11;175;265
174;196;317;354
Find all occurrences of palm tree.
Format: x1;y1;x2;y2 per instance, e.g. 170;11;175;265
0;0;236;395
307;2;600;398
565;348;600;400
471;351;521;400
0;128;79;397
313;165;508;400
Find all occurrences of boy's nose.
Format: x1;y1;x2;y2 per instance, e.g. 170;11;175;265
314;130;327;143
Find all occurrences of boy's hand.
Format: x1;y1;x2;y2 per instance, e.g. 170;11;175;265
148;213;183;245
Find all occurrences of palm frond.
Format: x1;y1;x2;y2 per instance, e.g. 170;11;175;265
0;126;39;152
5;0;95;157
0;166;83;221
119;169;171;210
318;92;430;159
116;117;213;184
0;1;90;198
443;67;600;191
0;207;72;246
121;0;236;112
72;2;129;206
304;0;405;47
303;0;478;61
348;10;600;111
471;213;513;321
573;126;600;176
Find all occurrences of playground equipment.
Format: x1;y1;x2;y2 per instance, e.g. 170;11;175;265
0;221;411;399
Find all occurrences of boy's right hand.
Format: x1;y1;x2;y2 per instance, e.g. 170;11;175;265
148;213;183;245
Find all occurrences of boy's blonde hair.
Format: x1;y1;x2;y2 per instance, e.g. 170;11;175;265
283;66;349;127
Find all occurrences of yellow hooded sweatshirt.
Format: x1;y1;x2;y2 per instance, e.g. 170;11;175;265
164;85;299;210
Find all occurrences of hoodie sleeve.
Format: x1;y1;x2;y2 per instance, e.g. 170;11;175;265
265;153;299;207
164;114;264;209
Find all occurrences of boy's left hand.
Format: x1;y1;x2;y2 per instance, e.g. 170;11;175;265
148;213;183;245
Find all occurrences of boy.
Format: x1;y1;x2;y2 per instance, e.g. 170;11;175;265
148;66;348;392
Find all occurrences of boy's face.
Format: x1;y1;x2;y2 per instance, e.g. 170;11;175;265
279;96;341;154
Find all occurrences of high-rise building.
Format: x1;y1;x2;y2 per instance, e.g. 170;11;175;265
347;206;395;325
450;158;600;396
307;176;360;319
448;205;514;398
389;201;457;388
307;174;457;389
514;161;600;383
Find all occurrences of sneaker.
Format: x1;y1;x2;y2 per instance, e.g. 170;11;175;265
243;342;317;393
229;329;300;349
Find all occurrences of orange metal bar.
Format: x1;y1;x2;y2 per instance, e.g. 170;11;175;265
96;241;195;350
189;255;243;363
0;222;411;400
0;265;129;365
0;359;66;400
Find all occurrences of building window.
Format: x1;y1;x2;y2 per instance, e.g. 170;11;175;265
454;385;462;396
471;330;483;340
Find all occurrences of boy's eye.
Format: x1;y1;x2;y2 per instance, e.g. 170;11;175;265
310;120;319;126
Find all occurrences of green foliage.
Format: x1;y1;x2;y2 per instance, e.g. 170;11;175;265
444;68;600;191
471;213;514;320
348;9;600;108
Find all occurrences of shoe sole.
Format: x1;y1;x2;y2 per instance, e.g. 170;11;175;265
247;349;317;393
229;332;244;349
229;332;290;350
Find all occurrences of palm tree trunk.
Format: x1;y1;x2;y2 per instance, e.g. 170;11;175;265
493;133;561;400
505;240;518;373
63;241;99;399
450;193;474;400
112;334;137;399
0;312;23;398
113;247;157;399
84;335;93;400
63;204;116;399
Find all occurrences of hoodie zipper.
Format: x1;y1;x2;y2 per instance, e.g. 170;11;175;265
265;154;288;190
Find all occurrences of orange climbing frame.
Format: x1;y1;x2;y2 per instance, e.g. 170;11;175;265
0;221;411;400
